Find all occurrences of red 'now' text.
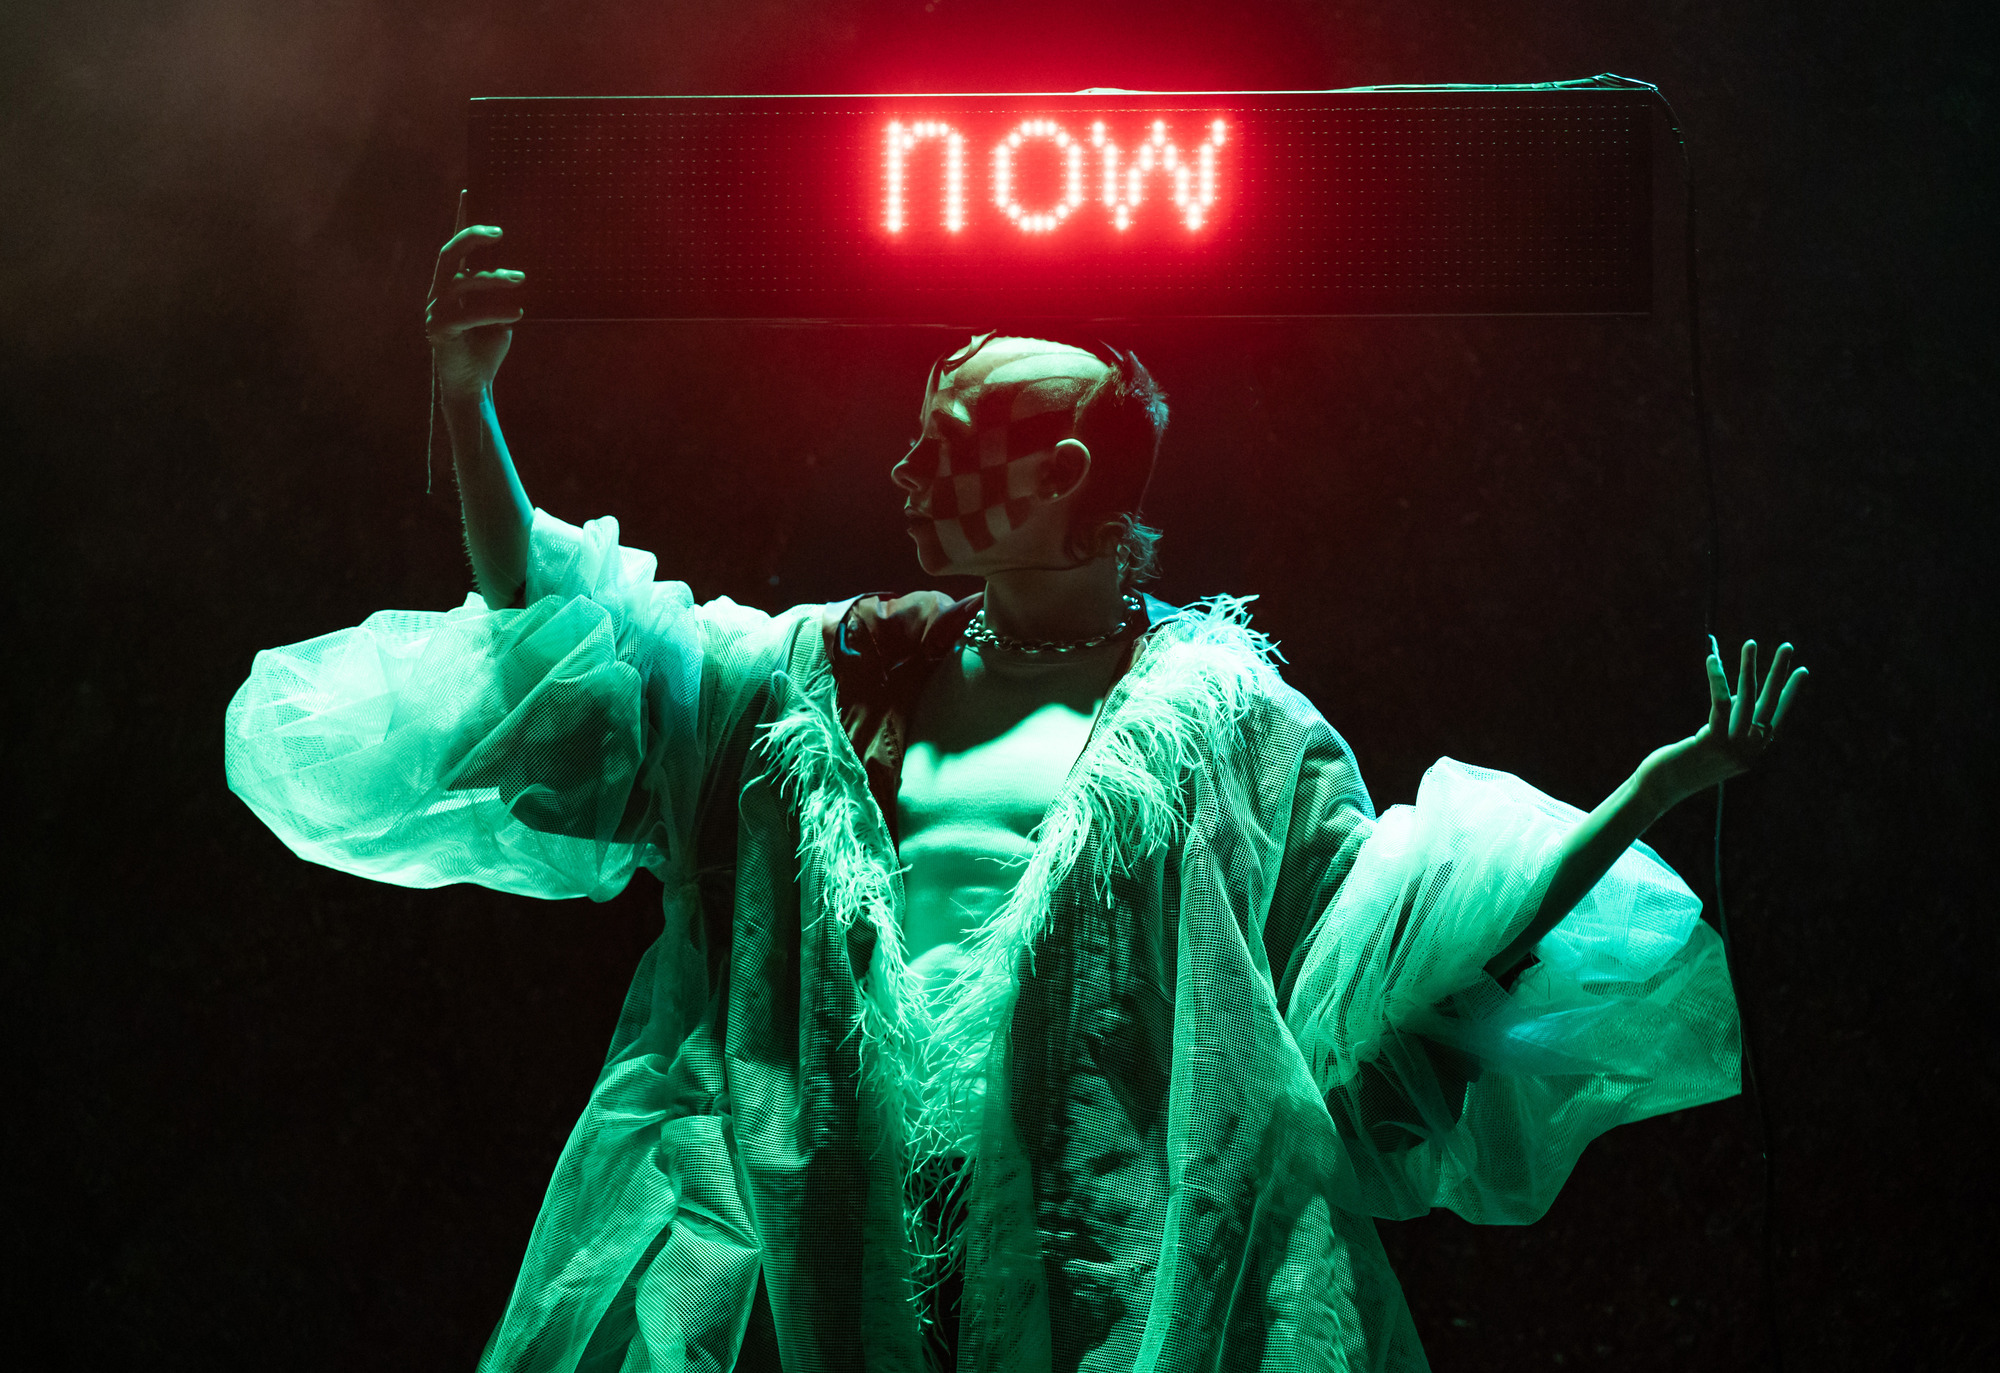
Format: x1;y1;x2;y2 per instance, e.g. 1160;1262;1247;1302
884;118;1228;235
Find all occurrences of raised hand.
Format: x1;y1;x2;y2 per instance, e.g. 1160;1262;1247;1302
1644;638;1809;806
425;190;525;400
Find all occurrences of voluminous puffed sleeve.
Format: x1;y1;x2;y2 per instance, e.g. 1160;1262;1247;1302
1282;757;1741;1225
224;510;812;902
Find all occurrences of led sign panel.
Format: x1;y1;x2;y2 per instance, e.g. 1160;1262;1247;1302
466;90;1653;321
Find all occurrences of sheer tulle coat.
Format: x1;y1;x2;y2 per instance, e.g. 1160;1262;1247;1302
225;512;1740;1373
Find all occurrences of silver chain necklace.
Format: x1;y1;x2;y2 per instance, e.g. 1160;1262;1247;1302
962;593;1146;656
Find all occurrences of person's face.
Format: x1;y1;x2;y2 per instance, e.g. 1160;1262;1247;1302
889;335;1108;578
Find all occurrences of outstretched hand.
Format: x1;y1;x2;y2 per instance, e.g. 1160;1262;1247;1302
1644;638;1809;807
1489;637;1808;978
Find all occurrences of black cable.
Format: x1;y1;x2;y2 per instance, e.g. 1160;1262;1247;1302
1266;69;1786;1368
1625;73;1786;1373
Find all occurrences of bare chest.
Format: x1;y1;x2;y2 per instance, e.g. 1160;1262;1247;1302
893;645;1122;972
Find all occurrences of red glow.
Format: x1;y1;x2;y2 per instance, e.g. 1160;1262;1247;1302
468;90;1655;320
885;116;1226;238
884;120;966;233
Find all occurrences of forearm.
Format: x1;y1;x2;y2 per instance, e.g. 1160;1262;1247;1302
1483;753;1688;979
442;384;533;609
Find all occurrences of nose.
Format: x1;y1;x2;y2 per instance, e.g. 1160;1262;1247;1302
890;445;922;496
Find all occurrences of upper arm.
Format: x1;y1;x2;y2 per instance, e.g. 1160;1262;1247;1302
222;509;821;902
1261;710;1375;1010
516;508;822;847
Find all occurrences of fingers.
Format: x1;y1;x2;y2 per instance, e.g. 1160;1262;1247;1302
435;225;503;283
425;263;524;338
443;305;526;333
1754;642;1794;726
1705;637;1732;725
425;194;524;361
426;217;524;338
1702;635;1807;766
1730;639;1757;736
455;268;526;294
441;224;502;260
427;296;525;340
430;194;518;319
430;224;507;297
1771;665;1809;733
427;269;523;309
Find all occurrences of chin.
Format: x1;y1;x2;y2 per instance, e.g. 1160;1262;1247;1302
908;525;949;578
912;523;985;579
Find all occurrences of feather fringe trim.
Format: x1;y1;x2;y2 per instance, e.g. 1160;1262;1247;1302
760;595;1285;1321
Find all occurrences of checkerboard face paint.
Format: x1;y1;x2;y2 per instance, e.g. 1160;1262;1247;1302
897;335;1109;568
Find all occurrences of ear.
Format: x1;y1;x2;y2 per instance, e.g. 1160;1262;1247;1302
1040;438;1093;501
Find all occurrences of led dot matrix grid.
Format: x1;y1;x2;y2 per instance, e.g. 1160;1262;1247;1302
467;90;1651;321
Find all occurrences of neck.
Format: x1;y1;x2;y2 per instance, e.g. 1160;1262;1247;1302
981;557;1127;644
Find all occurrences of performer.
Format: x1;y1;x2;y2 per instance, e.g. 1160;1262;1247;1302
225;208;1806;1373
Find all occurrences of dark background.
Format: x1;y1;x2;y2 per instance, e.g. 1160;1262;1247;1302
4;1;1992;1369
